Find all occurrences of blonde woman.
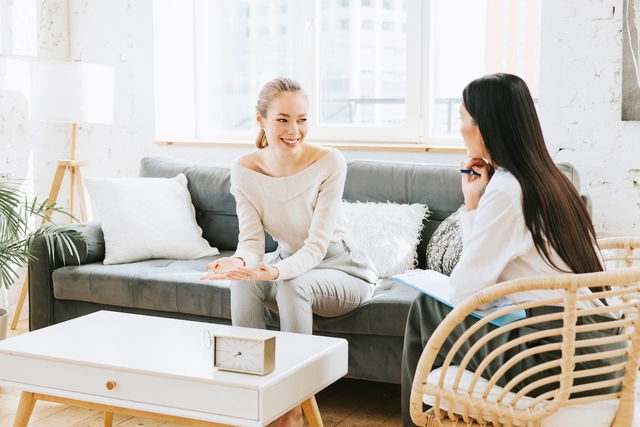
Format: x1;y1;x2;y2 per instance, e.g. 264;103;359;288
202;77;377;426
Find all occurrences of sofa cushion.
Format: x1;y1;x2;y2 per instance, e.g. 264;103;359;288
140;157;467;269
426;205;464;276
85;174;219;265
342;160;464;269
139;157;278;252
342;201;429;278
52;258;420;337
52;253;233;319
424;366;626;427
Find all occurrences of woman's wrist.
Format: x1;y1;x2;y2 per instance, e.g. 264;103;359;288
463;197;480;210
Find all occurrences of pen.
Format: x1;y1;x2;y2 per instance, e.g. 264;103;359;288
459;168;481;177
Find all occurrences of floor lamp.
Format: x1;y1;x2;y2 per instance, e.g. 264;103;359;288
10;61;114;330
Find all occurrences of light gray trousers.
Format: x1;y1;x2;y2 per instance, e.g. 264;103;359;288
230;239;377;334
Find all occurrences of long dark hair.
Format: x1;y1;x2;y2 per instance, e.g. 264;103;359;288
462;74;604;282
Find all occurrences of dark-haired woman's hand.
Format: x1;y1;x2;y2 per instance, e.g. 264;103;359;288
460;158;492;210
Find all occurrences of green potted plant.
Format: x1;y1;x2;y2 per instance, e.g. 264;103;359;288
0;181;82;338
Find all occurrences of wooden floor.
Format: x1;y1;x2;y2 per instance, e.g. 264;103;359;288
0;317;402;427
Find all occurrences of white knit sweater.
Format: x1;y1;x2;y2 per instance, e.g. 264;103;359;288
230;149;349;280
450;167;612;311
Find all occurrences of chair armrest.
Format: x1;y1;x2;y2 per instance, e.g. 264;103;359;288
409;268;640;426
28;222;104;331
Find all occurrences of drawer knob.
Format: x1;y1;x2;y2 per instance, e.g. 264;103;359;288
105;380;117;390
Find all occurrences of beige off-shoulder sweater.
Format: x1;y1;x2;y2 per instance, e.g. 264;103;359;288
230;149;349;280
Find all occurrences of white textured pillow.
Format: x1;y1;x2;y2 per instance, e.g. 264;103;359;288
342;201;429;278
85;174;219;265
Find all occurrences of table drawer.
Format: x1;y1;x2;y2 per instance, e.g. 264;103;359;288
0;354;259;421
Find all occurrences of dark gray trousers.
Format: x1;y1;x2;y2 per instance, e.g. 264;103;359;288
401;294;624;427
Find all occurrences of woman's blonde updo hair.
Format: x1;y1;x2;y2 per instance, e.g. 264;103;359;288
255;77;306;149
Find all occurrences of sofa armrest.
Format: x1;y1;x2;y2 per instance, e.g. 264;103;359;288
28;222;104;330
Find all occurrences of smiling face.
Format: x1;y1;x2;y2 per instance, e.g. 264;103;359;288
459;103;489;160
257;91;308;153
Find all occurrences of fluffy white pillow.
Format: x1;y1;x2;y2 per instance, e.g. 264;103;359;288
342;201;429;278
85;173;219;265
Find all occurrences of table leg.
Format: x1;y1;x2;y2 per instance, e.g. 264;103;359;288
103;411;114;427
13;391;36;427
301;396;323;427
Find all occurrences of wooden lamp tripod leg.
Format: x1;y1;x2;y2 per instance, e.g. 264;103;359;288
9;274;29;331
43;163;68;219
10;163;67;330
74;166;89;222
10;123;90;331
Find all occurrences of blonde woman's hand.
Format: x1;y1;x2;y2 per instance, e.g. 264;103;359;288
460;158;492;210
205;256;244;271
222;263;279;281
200;257;245;280
201;261;279;281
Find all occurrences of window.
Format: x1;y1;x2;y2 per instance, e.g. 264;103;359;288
430;0;541;138
361;19;374;30
154;0;541;145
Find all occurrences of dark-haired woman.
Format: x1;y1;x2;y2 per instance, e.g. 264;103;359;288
401;73;619;426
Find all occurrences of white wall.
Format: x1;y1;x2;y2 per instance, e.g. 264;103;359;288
1;0;638;235
539;0;640;235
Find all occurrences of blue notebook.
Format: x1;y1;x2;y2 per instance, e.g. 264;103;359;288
391;269;526;327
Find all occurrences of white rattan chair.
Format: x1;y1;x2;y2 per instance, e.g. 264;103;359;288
410;267;640;427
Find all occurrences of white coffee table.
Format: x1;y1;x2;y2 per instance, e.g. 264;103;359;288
0;311;348;426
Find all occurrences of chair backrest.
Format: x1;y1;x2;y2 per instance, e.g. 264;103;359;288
410;268;640;426
599;237;640;268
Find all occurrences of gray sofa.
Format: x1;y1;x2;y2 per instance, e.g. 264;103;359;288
28;156;587;384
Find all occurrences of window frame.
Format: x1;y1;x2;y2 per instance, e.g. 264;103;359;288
154;0;538;148
305;0;424;143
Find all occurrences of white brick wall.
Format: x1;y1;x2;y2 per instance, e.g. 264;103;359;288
1;0;638;234
539;0;640;235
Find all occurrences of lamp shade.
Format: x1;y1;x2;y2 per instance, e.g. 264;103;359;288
32;60;114;124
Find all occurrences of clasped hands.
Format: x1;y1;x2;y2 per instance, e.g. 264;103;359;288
200;256;280;281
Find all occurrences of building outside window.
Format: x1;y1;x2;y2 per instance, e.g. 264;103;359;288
154;0;540;145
